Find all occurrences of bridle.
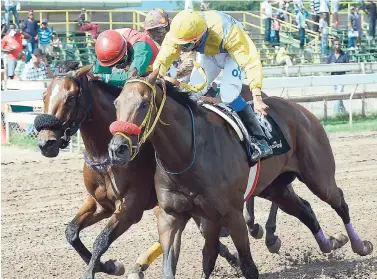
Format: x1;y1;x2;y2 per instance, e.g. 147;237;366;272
34;73;92;149
113;78;167;160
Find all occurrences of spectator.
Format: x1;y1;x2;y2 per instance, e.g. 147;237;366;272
331;0;340;27
355;7;363;49
276;45;293;66
78;8;100;42
14;51;26;79
262;0;273;44
348;6;359;49
272;15;281;46
23;10;39;62
51;32;62;56
3;0;20;30
319;12;329;56
293;0;305;11
1;23;22;79
310;0;321;32
200;2;209;11
327;39;349;114
361;0;376;38
296;8;306;49
278;0;289;21
21;48;53;80
319;0;330;25
37;19;53;56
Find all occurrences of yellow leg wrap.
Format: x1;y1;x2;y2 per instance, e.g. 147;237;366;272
136;242;163;267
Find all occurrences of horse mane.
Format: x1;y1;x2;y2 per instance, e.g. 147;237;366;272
90;80;122;99
157;81;198;113
54;60;80;75
54;60;122;99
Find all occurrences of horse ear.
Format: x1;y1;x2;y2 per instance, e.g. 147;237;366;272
147;68;160;85
74;64;94;78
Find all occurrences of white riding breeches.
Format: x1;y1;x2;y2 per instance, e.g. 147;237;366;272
189;52;244;103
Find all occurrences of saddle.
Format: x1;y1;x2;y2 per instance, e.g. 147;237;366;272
201;101;290;166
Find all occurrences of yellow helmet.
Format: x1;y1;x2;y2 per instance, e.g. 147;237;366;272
170;10;207;45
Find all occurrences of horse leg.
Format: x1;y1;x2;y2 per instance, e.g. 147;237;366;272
244;197;264;239
128;206;163;279
158;208;190;279
228;209;259;279
81;202;143;279
65;196;112;267
192;216;239;270
201;219;222;279
263;183;348;253
265;202;281;253
303;177;373;256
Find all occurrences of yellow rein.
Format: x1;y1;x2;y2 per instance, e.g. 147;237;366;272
115;78;167;160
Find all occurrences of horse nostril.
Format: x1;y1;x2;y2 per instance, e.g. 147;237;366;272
38;139;57;150
115;144;128;157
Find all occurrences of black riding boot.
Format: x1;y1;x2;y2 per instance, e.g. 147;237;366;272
237;105;273;161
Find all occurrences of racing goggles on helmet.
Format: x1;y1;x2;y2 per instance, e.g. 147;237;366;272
114;53;129;69
180;38;201;51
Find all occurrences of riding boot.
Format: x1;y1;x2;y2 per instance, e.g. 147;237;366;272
237;105;273;160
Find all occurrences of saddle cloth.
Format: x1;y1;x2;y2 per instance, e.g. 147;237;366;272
201;102;291;200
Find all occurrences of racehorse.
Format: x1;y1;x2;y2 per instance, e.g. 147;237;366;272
34;61;260;279
108;69;373;279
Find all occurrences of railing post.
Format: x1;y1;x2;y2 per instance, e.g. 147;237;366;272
243;12;246;27
66;11;69;40
109;11;113;29
133;12;136;29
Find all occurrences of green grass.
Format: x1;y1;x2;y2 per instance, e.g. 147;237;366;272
321;113;377;133
8;134;38;151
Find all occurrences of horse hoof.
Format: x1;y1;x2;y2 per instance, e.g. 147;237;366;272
330;233;349;250
104;260;125;276
267;237;281;254
128;272;144;279
250;224;264;239
354;240;373;256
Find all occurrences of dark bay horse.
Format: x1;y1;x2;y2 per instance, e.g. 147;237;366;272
34;62;247;279
108;70;373;279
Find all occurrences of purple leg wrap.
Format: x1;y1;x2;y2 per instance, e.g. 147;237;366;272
314;229;332;252
345;222;363;245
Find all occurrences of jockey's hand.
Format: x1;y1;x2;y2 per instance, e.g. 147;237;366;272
253;94;269;117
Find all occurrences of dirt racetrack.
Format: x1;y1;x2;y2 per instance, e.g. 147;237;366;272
1;131;377;279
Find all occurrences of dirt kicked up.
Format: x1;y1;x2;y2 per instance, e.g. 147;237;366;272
1;131;377;279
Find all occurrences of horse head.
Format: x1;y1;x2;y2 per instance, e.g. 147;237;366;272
35;62;93;157
108;69;160;165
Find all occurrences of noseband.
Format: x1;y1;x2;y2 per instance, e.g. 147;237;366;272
34;73;92;149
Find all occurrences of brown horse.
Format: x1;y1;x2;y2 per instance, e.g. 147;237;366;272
35;61;158;279
34;61;248;279
108;70;373;279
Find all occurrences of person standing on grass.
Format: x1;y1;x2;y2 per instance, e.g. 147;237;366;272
327;39;349;114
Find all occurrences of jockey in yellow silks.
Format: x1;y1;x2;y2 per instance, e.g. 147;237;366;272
153;9;272;160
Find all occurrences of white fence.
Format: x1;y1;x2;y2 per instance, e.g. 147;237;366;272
1;63;377;149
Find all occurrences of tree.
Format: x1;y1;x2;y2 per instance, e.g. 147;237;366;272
176;1;259;11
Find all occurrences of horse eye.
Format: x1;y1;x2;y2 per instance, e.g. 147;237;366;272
114;100;118;109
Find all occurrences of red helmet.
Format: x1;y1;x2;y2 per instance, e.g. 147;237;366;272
95;30;128;67
144;8;169;31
